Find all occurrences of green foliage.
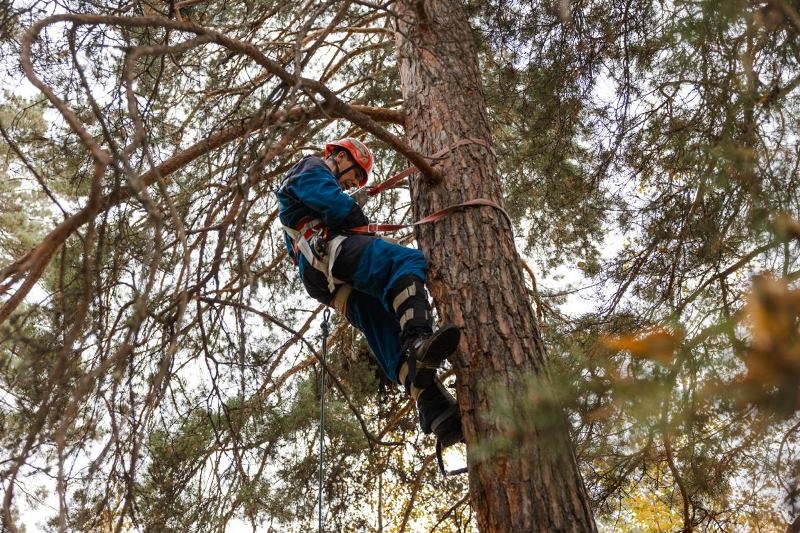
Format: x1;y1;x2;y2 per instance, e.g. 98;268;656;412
1;0;800;531
467;2;800;528
0;93;50;259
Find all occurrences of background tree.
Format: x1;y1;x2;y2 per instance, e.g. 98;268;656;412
1;0;799;531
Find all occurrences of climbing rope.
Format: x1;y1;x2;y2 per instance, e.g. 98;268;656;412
318;308;331;532
365;138;496;197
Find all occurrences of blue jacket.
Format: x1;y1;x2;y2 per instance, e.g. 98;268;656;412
276;155;368;264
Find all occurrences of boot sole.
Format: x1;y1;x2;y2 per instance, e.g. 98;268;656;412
417;324;460;366
413;325;460;388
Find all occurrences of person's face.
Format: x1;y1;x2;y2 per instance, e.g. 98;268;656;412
335;151;366;190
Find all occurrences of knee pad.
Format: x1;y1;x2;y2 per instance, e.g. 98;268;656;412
388;275;431;334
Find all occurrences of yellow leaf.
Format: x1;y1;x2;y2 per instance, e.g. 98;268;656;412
602;327;681;364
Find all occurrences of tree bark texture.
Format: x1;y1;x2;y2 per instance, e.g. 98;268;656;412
393;1;597;531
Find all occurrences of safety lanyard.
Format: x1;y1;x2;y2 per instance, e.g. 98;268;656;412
347;138;512;235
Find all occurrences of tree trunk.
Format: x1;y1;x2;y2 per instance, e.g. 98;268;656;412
393;1;597;531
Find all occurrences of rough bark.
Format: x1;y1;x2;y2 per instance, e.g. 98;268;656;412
393;1;597;531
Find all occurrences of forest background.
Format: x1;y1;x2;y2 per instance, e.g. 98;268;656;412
1;0;800;531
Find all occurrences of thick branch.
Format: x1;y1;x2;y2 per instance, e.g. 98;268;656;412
24;14;423;169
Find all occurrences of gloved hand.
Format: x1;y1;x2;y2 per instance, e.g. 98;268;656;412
309;229;328;261
350;187;370;206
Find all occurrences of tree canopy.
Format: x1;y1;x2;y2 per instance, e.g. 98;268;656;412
1;0;799;531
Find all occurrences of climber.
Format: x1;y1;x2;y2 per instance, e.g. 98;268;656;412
276;137;463;448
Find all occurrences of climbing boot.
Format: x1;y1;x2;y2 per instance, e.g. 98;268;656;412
417;379;464;447
405;324;460;389
397;361;464;447
388;275;460;389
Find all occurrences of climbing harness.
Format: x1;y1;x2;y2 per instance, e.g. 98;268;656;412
317;308;331;532
283;219;347;292
283;139;512;294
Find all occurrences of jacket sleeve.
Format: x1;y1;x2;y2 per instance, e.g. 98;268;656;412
287;162;368;229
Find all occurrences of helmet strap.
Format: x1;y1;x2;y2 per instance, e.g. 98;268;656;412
327;151;357;179
336;163;357;180
327;155;341;178
329;154;357;180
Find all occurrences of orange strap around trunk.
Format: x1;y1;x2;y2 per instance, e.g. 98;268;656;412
350;138;507;234
349;198;511;235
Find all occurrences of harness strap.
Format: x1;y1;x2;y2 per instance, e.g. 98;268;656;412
391;283;417;313
283;217;321;242
397;361;423;399
283;218;345;291
391;279;430;331
348;198;512;235
331;284;352;315
325;235;346;291
352;138;508;234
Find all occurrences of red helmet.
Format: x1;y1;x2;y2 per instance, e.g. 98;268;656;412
324;137;373;186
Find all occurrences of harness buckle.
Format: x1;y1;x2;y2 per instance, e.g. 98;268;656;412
309;227;329;260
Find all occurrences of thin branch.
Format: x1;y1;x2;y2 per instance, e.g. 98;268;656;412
2;13;409;324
